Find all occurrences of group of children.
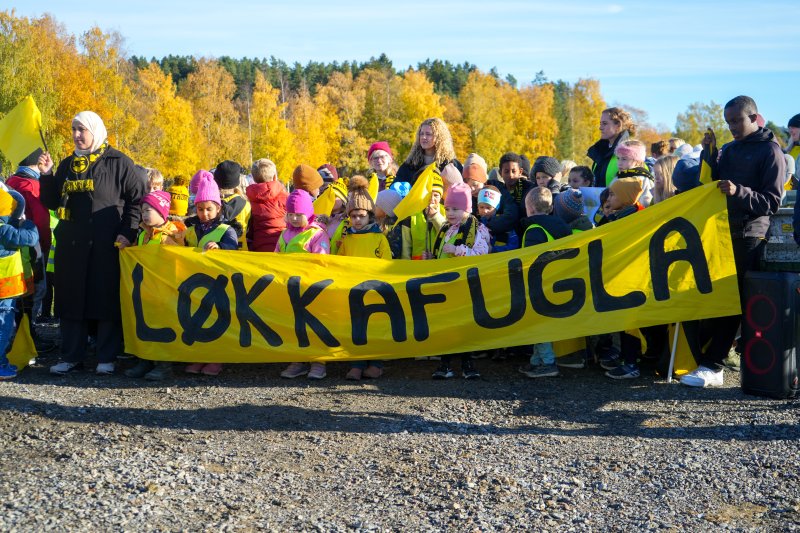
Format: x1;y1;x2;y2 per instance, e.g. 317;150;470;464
0;131;694;384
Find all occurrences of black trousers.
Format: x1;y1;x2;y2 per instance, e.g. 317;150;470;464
61;318;122;364
683;236;764;371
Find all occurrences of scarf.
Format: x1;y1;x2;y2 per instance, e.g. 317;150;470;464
15;166;40;180
57;141;108;220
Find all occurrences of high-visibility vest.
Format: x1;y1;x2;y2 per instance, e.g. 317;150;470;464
136;230;162;246
47;211;57;273
185;224;231;250
410;213;430;260
278;226;322;254
522;223;555;244
223;193;251;250
20;246;34;296
0;248;25;299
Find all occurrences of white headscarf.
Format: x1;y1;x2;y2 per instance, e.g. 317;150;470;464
72;111;108;156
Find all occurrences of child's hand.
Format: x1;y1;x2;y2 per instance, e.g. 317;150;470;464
442;244;457;255
421;251;433;260
114;234;131;249
204;241;220;251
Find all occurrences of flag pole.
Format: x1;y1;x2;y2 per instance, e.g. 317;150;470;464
39;127;49;153
667;322;680;383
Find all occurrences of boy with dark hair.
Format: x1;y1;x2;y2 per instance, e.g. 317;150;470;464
682;95;785;388
498;152;533;215
567;166;594;189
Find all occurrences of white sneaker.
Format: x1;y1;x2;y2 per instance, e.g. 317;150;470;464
50;361;81;375
680;366;724;388
96;362;115;375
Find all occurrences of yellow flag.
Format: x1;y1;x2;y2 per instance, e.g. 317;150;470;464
7;314;36;370
392;163;436;224
368;175;379;205
0;95;45;166
699;147;714;185
313;185;336;216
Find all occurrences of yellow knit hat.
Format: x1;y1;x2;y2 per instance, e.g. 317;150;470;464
0;190;18;217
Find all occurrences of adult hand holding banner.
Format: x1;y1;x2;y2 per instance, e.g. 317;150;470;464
120;184;739;363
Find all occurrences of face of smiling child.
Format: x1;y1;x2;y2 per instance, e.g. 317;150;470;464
445;206;467;226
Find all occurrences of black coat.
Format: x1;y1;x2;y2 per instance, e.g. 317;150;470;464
394;158;463;186
587;130;629;188
40;147;146;321
520;214;572;247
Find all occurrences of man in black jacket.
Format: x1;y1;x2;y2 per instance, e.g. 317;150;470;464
681;95;785;388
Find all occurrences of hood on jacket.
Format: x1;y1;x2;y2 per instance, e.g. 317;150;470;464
246;181;287;204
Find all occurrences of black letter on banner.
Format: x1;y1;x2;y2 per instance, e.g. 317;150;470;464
132;263;176;342
649;217;712;301
231;273;282;347
177;273;231;345
588;239;646;312
406;272;459;341
287;276;340;348
467;259;526;328
349;280;407;345
528;249;585;318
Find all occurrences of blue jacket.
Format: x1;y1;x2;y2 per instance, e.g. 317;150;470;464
0;190;39;257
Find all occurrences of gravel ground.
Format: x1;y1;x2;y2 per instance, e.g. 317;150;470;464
1;332;799;532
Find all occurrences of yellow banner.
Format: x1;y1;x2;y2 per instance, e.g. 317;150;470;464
120;184;739;363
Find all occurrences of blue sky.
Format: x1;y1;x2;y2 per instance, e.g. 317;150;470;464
14;0;800;130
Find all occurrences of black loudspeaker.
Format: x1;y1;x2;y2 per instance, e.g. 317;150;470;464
741;272;800;398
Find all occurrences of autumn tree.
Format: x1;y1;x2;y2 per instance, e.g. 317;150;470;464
514;83;558;161
179;59;247;167
675;101;732;146
395;69;445;160
316;71;367;173
250;70;297;182
441;95;471;160
288;87;340;168
355;68;404;161
129;63;202;177
553;78;606;164
459;71;516;167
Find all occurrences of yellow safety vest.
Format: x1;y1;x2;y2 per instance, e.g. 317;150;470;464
47;211;57;273
185;224;231;250
329;219;348;255
136;230;162;247
278;226;322;254
223;193;251;250
522;223;554;244
0;249;26;299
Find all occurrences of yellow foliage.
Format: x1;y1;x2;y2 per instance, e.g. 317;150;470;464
288;88;341;168
251;71;297;183
459;71;516;167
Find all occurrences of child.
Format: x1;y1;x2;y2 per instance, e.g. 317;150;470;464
599;178;648;380
214;160;250;250
337;178;392;380
612;140;655;206
374;188;403;259
146;168;164;192
518;187;572;378
468;160;520;250
651;155;679;204
400;174;446;260
183;174;239;377
246;158;288;252
567;166;594;190
277;189;331;380
498;152;533;214
0;190;39;380
429;182;491;379
125;190;186;381
367;141;397;192
478;186;519;252
292;164;324;199
532;156;563;195
553;189;593;233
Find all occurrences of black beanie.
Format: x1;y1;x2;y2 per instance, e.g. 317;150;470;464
532;156;561;178
788;114;800;129
19;147;43;167
519;154;531;177
214;160;242;189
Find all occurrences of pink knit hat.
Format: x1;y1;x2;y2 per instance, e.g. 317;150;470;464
286;189;314;219
614;142;646;163
194;173;221;206
444;182;472;212
141;190;171;222
190;169;214;194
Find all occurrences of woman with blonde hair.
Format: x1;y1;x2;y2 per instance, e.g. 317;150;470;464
652;155;679;204
395;118;462;186
587;107;638;188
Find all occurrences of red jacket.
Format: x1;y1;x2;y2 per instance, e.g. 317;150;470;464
246;181;288;252
6;174;51;258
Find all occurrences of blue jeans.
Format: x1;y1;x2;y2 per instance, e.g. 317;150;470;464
0;298;16;365
530;342;555;366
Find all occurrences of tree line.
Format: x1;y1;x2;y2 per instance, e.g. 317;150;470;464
2;10;767;181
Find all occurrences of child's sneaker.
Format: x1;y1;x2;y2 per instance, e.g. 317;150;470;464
280;362;309;378
144;362;173;381
96;362;115;375
462;360;481;380
432;365;454;379
201;363;223;376
185;363;205;374
363;365;383;379
520;363;559;378
556;352;586;369
605;363;640;380
124;359;154;378
345;367;363;380
307;363;326;380
0;363;18;380
680;366;724;388
598;349;622;370
50;361;82;375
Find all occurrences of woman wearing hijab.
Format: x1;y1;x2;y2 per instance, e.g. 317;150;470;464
39;111;147;376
